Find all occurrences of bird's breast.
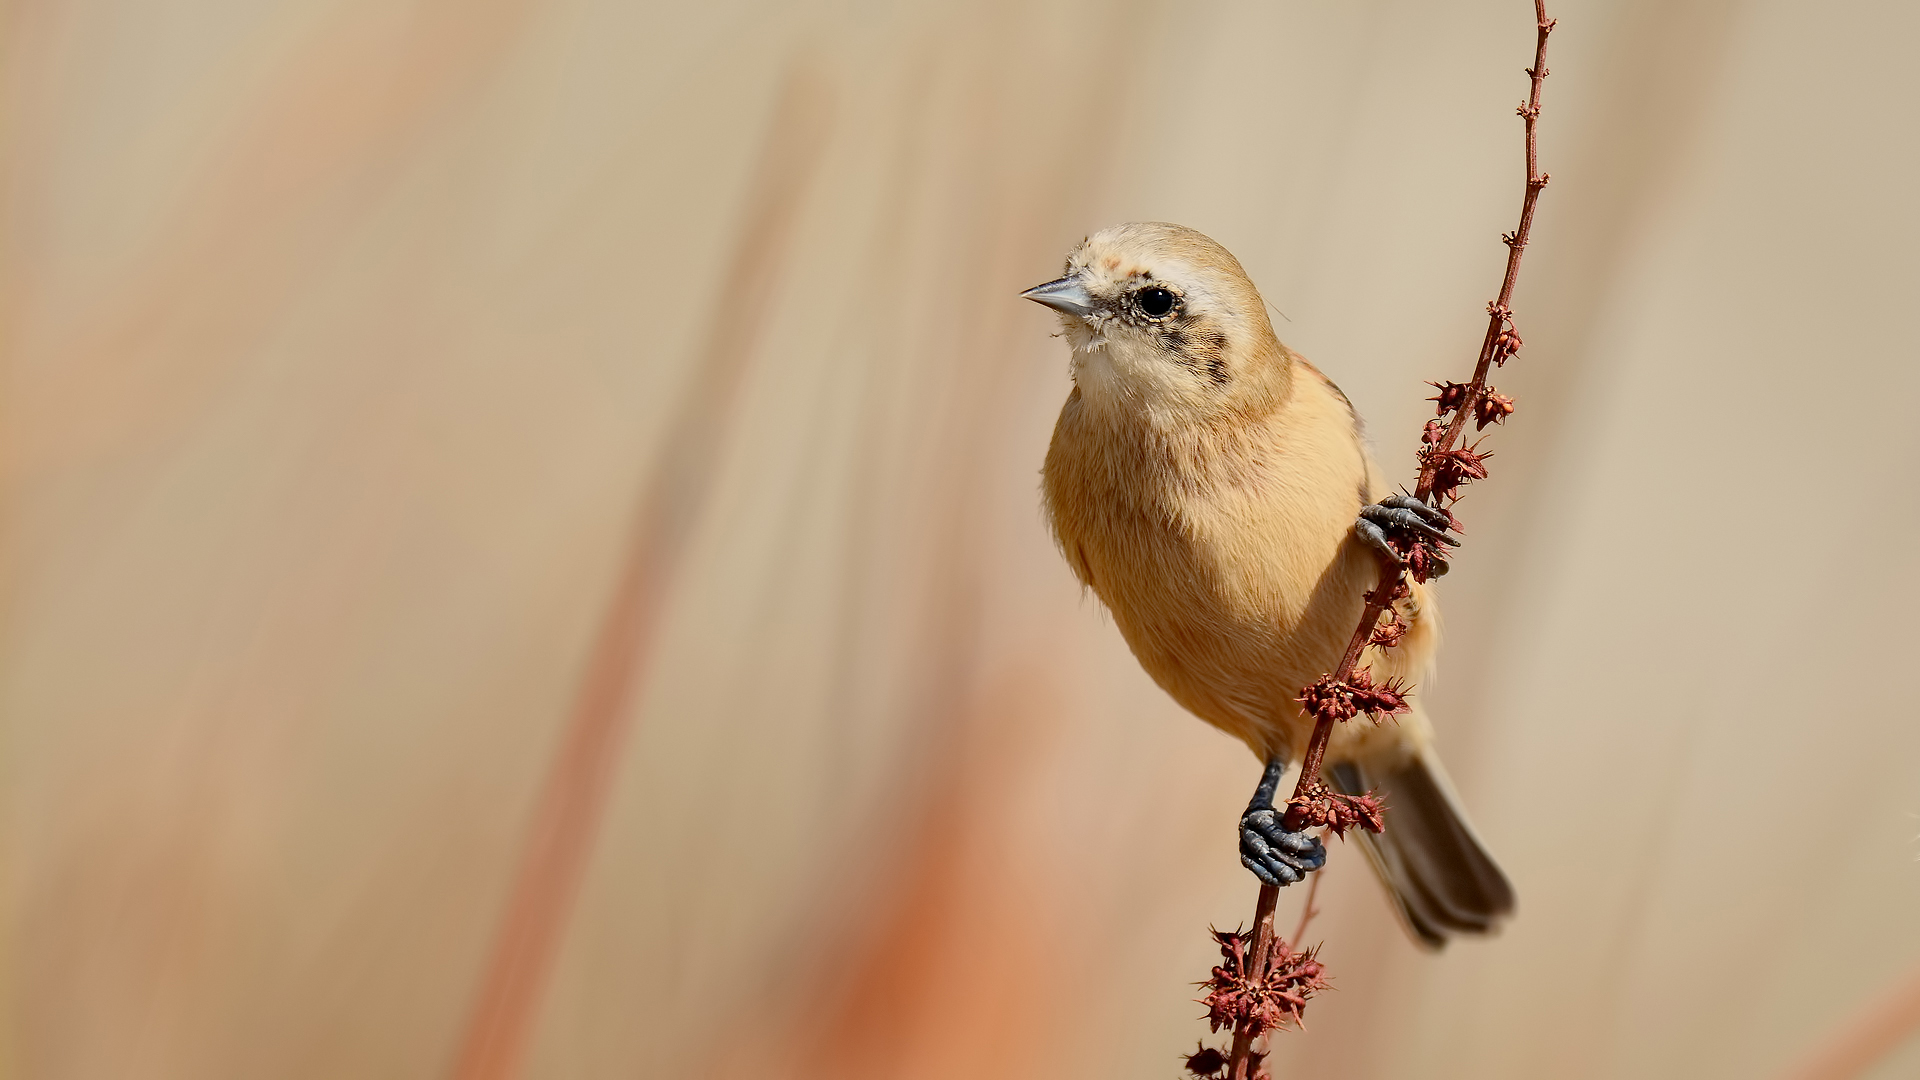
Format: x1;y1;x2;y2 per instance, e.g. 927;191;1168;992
1042;399;1375;742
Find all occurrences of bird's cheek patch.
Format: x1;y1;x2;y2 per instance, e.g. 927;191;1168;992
1160;327;1232;387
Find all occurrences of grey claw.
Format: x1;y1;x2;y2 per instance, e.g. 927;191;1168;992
1243;853;1300;886
1356;518;1404;564
1378;494;1454;532
1358;505;1458;547
1356;495;1459;576
1239;756;1323;887
1270;831;1319;856
1247;812;1321;857
1240;809;1327;885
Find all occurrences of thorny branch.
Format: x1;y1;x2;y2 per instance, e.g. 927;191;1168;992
1198;6;1557;1079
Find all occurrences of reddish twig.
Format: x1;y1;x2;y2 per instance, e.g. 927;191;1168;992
1414;0;1555;506
1201;6;1557;1078
1224;886;1282;1076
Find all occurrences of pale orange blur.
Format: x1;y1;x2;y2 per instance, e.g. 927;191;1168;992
3;2;1917;1079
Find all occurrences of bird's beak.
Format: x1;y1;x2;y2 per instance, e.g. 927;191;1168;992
1020;275;1096;319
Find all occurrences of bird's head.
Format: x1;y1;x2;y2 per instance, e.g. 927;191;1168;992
1022;222;1290;425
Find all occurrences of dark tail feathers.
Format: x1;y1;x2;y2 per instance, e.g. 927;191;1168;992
1329;754;1515;950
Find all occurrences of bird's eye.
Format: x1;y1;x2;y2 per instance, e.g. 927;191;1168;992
1136;287;1177;318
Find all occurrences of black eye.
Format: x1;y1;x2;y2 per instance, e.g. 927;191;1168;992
1136;287;1177;318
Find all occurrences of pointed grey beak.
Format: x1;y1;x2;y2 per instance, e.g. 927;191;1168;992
1020;275;1096;319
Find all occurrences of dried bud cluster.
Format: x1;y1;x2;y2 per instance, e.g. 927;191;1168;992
1286;781;1387;837
1296;668;1412;725
1475;390;1515;430
1197;927;1329;1052
1369;609;1409;648
1186;1045;1266;1080
1427;380;1471;414
1399;533;1451;583
1419;440;1491;505
1420;312;1522;498
1184;1044;1231;1078
1491;315;1523;367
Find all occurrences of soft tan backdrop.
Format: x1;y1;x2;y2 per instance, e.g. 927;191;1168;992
5;1;1918;1078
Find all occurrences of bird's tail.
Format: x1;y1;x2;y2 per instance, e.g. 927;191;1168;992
1328;752;1515;950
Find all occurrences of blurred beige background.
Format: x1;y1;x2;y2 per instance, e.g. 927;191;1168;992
4;1;1918;1078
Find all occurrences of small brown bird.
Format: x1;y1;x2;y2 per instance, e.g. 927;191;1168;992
1024;222;1513;947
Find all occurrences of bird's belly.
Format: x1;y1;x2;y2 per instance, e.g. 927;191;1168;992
1087;515;1370;754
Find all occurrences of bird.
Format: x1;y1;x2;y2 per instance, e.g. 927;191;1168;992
1022;221;1513;948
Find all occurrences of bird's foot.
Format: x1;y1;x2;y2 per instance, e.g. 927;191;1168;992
1240;756;1326;887
1241;806;1326;887
1356;495;1459;579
